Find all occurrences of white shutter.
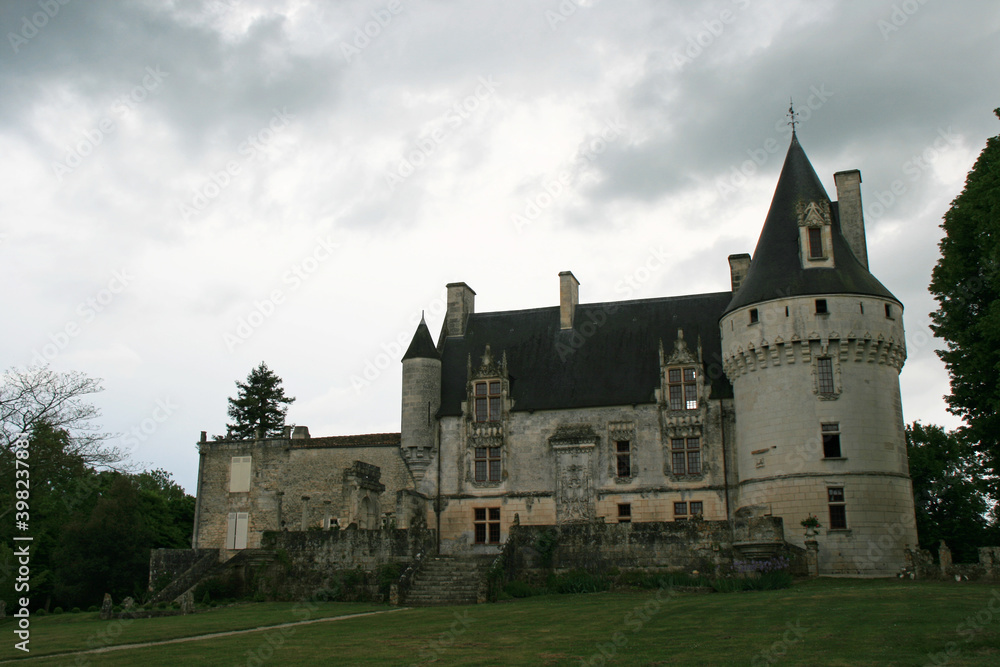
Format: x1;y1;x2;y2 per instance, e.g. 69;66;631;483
229;456;252;493
235;512;249;549
226;512;237;549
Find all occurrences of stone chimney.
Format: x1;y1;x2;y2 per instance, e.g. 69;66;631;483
559;271;579;329
834;170;868;269
292;425;310;439
445;282;476;337
727;254;751;291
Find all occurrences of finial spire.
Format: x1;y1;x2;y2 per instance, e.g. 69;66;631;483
787;98;799;136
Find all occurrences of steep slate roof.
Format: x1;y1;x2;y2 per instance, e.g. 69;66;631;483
403;315;440;361
724;134;898;314
438;293;733;417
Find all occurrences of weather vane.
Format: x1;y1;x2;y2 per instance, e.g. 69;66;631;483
787;98;799;135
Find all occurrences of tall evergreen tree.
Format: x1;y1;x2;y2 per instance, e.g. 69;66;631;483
929;108;1000;490
226;362;296;439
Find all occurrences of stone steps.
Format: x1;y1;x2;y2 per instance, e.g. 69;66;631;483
404;556;493;606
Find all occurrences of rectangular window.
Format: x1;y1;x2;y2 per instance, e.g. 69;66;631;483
226;512;249;549
667;367;699;410
671;437;701;475
689;501;703;517
474;507;501;544
474;447;501;482
828;487;847;529
822;423;841;458
617;503;631;523
616;441;631;478
885;303;894;319
817;358;834;394
674;501;687;519
749;308;759;324
229;456;251;493
815;299;828;314
808;227;823;258
474;381;502;422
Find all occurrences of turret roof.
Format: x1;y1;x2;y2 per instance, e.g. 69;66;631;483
402;315;441;361
724;134;897;314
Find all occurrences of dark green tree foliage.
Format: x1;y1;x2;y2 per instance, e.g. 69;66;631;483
905;422;997;563
226;362;295;439
929;109;1000;489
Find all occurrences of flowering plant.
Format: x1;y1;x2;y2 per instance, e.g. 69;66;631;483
800;515;821;529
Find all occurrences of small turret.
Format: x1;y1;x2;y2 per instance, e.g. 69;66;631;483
400;314;441;480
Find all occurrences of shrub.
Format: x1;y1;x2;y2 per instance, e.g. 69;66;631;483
504;580;542;598
547;569;610;594
87;605;99;613
378;563;403;596
71;607;81;613
53;607;64;614
534;529;559;569
35;608;47;616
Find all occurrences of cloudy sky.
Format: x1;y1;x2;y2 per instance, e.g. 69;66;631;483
2;0;997;493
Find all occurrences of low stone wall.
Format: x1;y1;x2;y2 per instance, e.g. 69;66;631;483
148;548;218;592
505;516;788;577
253;527;437;600
903;544;1000;581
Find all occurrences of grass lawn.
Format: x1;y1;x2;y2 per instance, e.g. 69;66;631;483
1;578;998;666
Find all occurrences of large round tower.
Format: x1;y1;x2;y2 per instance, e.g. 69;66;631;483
400;314;441;482
720;133;918;575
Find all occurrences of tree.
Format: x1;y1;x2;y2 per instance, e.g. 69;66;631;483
226;362;295;439
0;366;128;470
905;422;997;563
929;108;1000;490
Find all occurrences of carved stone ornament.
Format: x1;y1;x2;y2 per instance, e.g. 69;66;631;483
796;200;832;228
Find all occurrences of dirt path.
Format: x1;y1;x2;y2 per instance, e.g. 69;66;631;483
1;607;409;663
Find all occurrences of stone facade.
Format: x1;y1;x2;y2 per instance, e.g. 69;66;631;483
188;131;919;577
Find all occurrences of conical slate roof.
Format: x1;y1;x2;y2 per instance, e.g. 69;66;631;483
724;134;898;314
402;315;440;361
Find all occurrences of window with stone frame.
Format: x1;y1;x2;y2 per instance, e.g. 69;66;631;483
615;440;632;478
673;501;703;520
474;380;502;422
821;423;842;458
671;437;702;475
617;503;631;523
816;358;835;394
474;446;502;482
667;367;699;410
474;507;501;544
808;226;824;258
229;456;251;493
828;487;847;529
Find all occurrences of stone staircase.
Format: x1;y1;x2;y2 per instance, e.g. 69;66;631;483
404;556;493;606
150;549;277;605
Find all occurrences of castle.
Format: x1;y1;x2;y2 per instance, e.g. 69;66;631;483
189;131;919;576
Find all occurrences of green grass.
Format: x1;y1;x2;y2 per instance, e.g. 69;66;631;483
2;579;999;666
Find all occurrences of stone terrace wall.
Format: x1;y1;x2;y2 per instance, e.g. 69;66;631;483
262;526;435;571
509;517;786;575
148;548;218;591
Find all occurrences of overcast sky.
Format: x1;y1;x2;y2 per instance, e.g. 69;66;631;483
2;0;997;493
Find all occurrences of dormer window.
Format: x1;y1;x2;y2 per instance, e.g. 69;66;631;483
474;380;501;422
808;227;824;258
667;367;698;410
